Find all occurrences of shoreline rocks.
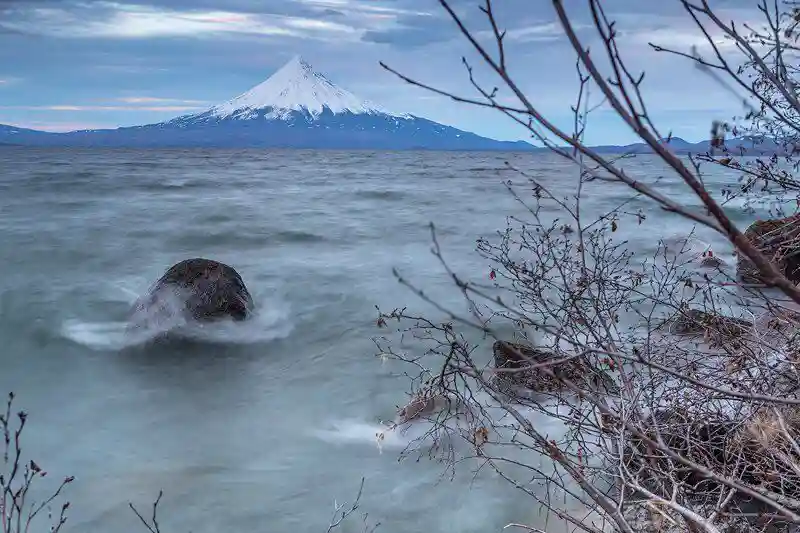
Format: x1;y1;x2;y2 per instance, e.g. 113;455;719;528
395;391;457;425
492;340;619;396
737;214;800;285
620;406;800;533
658;308;751;337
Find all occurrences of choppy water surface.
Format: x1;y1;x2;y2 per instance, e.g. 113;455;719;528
0;147;764;533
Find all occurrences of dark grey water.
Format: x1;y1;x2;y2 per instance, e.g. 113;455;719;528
0;147;762;533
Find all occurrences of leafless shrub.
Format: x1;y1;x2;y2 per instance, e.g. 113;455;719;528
371;1;800;532
0;392;73;533
129;478;379;533
129;491;163;533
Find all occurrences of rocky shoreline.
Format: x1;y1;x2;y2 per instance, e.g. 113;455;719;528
387;214;800;532
488;214;800;532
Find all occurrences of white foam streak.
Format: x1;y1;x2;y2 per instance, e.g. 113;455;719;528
60;282;293;351
310;392;566;458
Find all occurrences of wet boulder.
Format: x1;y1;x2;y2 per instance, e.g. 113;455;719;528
656;307;751;349
659;308;750;336
127;258;254;330
737;214;800;285
492;340;618;397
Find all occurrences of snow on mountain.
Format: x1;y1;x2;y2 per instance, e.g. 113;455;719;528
195;55;407;121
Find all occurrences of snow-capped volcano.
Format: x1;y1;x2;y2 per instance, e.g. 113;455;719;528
0;57;533;150
204;55;401;121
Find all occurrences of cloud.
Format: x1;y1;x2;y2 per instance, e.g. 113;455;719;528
605;7;763;53
362;13;453;47
114;96;209;104
1;121;116;132
0;2;362;40
361;27;446;46
91;64;172;74
0;77;21;86
292;0;435;18
320;8;345;18
0;104;205;112
505;23;561;42
0;0;445;47
623;25;737;52
282;17;356;33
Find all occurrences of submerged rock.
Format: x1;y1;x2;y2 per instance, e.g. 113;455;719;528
737;214;800;285
395;392;456;425
660;235;729;272
659;308;750;337
492;340;618;396
128;258;254;331
699;254;725;269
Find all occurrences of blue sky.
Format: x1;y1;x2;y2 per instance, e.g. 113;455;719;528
0;0;760;145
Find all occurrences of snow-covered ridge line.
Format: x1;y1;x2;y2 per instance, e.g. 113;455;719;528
200;55;408;121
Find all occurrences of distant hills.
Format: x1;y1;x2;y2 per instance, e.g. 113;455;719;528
0;57;783;154
588;136;785;155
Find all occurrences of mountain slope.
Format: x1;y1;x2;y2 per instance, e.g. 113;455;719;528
202;55;395;121
0;124;58;142
0;56;533;151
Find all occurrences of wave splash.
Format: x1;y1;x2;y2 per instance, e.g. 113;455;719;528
60;281;293;351
310;393;560;457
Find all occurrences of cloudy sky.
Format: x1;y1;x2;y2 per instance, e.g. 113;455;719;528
0;0;762;145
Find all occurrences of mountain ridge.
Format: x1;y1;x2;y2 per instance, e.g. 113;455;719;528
0;123;782;155
0;57;533;151
0;58;783;153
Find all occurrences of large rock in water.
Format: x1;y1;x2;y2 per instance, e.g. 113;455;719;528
128;258;254;330
737;214;800;285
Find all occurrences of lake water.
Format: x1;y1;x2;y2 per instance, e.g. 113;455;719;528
0;147;763;533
